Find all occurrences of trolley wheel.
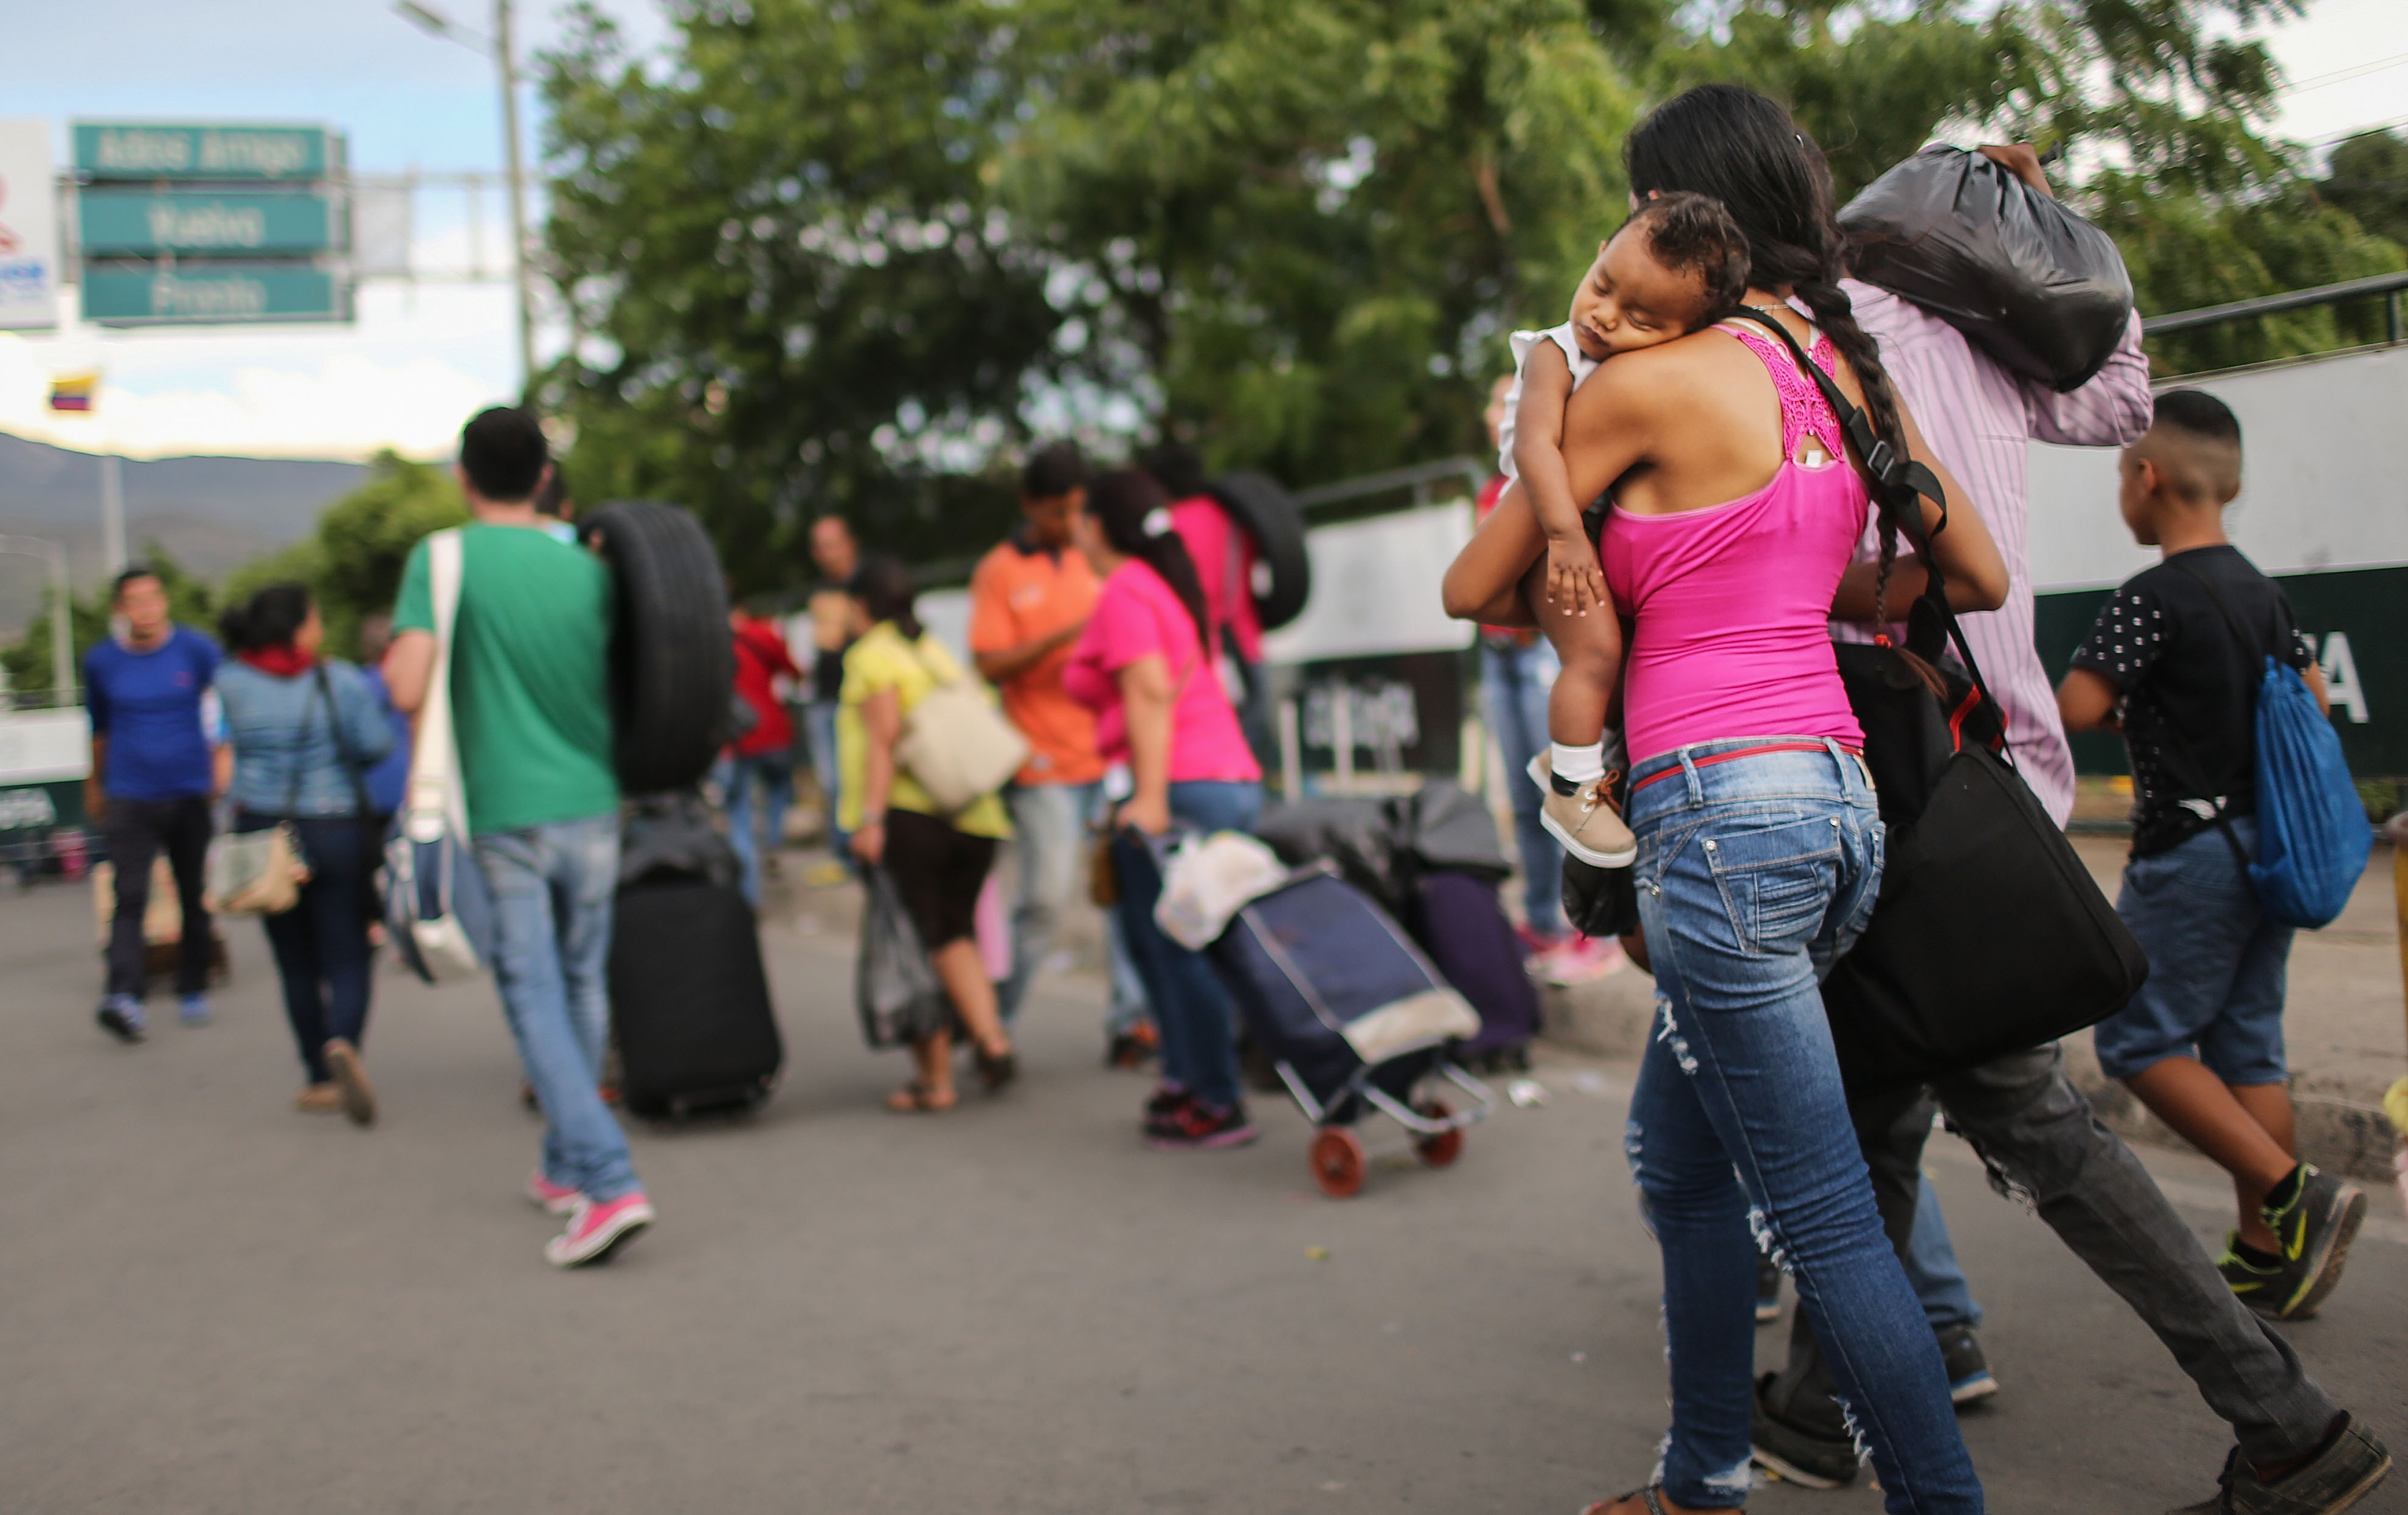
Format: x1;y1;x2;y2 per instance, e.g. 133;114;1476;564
1309;1127;1368;1199
1413;1099;1464;1168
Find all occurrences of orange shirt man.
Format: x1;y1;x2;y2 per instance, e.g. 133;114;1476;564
970;441;1138;1033
970;458;1105;790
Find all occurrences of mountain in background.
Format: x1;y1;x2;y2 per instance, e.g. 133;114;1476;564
0;431;368;635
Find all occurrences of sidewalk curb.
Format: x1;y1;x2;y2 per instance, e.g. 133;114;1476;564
1538;973;2401;1185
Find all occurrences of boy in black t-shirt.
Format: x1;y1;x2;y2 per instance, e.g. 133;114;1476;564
2058;390;2367;1324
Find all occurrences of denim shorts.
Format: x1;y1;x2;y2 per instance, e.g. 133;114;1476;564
2094;816;2294;1086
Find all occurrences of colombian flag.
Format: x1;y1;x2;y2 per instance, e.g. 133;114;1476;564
48;373;97;413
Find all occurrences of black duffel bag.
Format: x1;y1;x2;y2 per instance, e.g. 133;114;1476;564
1729;311;2148;1094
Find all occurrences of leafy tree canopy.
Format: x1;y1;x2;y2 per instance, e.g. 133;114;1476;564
531;0;2402;584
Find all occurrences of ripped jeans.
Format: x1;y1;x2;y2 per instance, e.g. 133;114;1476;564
1622;739;1980;1514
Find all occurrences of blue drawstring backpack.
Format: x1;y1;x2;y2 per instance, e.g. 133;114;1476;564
2172;560;2369;929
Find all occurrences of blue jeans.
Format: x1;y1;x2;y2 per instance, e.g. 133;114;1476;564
1000;781;1150;1030
252;814;377;1086
2096;817;2292;1085
718;749;797;906
1480;637;1565;937
1112;780;1262;1111
803;700;850;865
1905;1175;1981;1331
472;816;638;1204
1624;739;1978;1513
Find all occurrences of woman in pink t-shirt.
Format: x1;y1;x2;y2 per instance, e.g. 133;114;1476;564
1065;469;1264;1150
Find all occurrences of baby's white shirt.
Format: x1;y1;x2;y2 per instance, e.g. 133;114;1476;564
1496;323;1602;482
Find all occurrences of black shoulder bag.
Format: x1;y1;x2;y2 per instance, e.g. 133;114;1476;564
1727;309;2150;1095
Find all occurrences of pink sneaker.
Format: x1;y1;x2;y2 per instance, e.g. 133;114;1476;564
525;1170;583;1215
1540;934;1628;987
545;1191;656;1269
1513;922;1562;958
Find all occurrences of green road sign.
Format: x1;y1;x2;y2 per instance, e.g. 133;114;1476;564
81;263;349;326
74;123;339;182
78;190;338;257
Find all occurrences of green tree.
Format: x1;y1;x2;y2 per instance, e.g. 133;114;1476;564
1003;0;1637;486
2321;129;2408;250
221;452;467;661
539;0;1070;588
537;0;2407;576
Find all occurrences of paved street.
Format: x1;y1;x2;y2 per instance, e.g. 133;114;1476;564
4;874;2403;1514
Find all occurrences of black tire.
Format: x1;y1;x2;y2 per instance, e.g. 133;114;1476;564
1206;471;1312;630
581;500;735;795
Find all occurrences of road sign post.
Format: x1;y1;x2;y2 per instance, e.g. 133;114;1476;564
78;189;341;258
71;121;352;330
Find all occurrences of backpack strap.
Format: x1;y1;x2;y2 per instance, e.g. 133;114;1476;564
1723;307;2002;731
2152;555;2286;869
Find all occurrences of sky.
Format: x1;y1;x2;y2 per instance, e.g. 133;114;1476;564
0;0;2399;464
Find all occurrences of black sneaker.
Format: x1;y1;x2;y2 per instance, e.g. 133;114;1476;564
1146;1100;1259;1150
1755;1254;1783;1323
95;996;146;1044
1751;1372;1860;1489
2169;1413;2392;1514
1936;1323;1998;1404
2244;1165;2368;1321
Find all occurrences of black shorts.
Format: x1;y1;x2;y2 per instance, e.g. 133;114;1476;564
883;808;997;949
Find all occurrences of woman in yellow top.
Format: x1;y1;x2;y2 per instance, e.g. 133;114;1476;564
840;555;1017;1111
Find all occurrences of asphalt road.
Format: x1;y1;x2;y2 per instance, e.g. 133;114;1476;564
3;876;2402;1514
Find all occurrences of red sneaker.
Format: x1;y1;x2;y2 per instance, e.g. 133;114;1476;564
525;1170;583;1216
545;1192;655;1268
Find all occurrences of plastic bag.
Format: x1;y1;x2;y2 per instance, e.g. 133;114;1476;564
1154;830;1291;950
1839;147;2134;393
856;868;953;1049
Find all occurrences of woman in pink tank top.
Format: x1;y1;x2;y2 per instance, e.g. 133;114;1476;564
1447;87;2005;1515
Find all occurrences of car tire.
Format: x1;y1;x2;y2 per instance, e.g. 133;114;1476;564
581;500;735;795
1206;471;1312;631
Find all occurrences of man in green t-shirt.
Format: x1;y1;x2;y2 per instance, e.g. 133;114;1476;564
386;406;651;1269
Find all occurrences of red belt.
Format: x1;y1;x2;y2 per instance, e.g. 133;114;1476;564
1630;740;1864;793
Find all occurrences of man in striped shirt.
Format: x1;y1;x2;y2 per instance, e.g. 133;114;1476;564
1757;146;2384;1513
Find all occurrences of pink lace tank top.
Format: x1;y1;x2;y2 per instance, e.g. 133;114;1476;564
1601;321;1871;766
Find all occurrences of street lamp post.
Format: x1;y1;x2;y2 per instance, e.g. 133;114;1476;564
395;0;539;396
494;0;538;397
0;535;77;706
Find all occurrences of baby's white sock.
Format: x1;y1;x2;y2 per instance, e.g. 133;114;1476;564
1550;740;1605;792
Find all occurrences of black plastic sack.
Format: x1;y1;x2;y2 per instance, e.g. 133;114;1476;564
1840;146;2134;392
857;868;953;1050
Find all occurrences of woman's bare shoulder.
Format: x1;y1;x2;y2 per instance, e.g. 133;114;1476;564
1570;329;1752;418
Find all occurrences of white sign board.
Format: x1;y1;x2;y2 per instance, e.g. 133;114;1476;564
0;120;60;331
2027;342;2408;592
0;708;92;785
1262;502;1477;665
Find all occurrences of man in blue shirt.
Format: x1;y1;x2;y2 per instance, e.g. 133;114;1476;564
85;565;224;1041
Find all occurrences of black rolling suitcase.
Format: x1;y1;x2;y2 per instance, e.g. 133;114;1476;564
609;795;783;1117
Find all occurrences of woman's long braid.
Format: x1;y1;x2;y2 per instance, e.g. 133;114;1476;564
1794;269;1912;626
1623;81;1924;626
